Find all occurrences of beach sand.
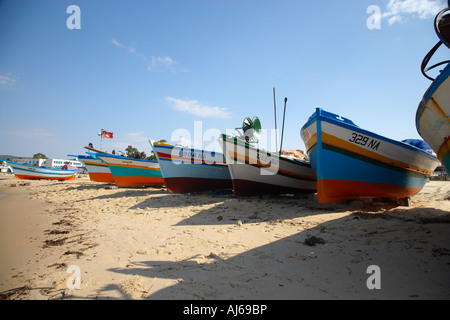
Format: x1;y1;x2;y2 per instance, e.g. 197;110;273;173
0;173;449;300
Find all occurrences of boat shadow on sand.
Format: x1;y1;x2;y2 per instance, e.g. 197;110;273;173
126;189;344;219
99;206;450;300
70;185;168;201
55;187;450;300
129;189;410;226
172;196;347;226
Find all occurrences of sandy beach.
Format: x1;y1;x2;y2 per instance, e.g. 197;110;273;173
0;173;449;300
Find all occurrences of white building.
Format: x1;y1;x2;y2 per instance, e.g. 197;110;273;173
12;158;46;166
11;158;83;169
46;158;83;168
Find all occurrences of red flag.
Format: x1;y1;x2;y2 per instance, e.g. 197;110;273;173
102;131;113;139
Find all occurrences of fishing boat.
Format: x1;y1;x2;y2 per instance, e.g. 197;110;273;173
2;160;77;181
84;145;107;154
96;153;164;187
416;3;450;172
70;154;115;183
149;141;232;193
218;133;317;196
300;108;440;204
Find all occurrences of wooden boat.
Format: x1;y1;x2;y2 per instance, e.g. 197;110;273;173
71;154;115;183
217;134;317;196
96;153;164;187
416;4;450;172
2;160;77;181
149;141;232;193
300;108;440;204
84;145;107;153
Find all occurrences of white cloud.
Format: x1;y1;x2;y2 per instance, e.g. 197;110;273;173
111;38;123;48
387;14;405;25
382;0;446;25
147;56;177;72
111;38;179;72
0;74;17;88
0;128;55;139
165;97;232;119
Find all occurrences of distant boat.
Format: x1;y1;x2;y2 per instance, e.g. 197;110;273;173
300;108;440;204
416;4;450;172
71;154;115;183
2;160;77;181
218;134;317;196
149;140;232;193
96;153;164;187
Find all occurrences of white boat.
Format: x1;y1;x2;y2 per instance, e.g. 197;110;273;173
2;160;77;181
218;134;317;196
416;4;450;172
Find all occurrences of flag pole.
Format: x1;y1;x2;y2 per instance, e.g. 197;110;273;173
100;128;104;151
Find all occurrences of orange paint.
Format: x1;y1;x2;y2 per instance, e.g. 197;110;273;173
88;172;115;183
14;174;76;181
113;176;165;187
317;179;422;203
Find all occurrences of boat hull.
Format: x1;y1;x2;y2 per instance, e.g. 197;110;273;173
4;161;77;181
97;154;164;187
76;155;115;183
218;134;317;196
416;63;450;172
150;142;232;193
301;108;440;203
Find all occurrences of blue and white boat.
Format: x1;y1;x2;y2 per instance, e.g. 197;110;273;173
1;160;77;181
301;108;440;204
96;153;164;187
149;141;231;193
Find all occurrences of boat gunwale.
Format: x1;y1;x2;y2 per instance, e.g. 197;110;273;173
95;153;159;164
219;133;311;167
153;141;226;157
301;108;440;163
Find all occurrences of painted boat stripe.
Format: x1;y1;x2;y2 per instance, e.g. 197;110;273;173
9;166;76;176
227;151;316;181
221;134;312;168
82;161;108;167
156;152;227;166
322;132;434;175
107;163;160;170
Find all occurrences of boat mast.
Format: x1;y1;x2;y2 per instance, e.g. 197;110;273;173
273;88;278;152
279;97;287;153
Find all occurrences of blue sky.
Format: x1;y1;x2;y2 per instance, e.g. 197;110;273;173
0;0;449;159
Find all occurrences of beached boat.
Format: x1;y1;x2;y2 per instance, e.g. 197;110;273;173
71;154;115;183
300;108;440;204
416;4;450;172
96;153;164;187
218;134;317;196
149;141;232;193
2;160;77;181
